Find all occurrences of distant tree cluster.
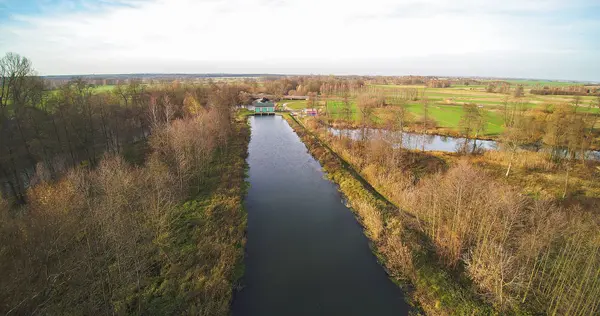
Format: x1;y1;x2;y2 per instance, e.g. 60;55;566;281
426;79;451;88
368;76;426;85
367;76;473;87
258;76;365;98
530;85;600;96
485;81;512;94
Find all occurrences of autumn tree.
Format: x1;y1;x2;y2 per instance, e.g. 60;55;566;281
341;85;353;124
307;92;318;109
459;103;487;154
500;102;538;176
385;96;410;162
513;84;524;97
357;93;380;140
543;104;572;162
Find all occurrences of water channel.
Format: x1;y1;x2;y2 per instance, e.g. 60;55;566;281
232;116;410;316
329;127;600;160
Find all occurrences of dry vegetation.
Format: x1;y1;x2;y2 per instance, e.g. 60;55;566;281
0;53;250;314
293;114;600;315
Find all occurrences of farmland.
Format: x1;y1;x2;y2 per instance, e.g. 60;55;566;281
91;84;117;92
280;80;599;137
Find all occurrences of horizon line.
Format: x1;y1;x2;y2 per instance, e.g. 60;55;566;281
40;73;598;84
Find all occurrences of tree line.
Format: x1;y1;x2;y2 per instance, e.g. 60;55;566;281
530;85;600;96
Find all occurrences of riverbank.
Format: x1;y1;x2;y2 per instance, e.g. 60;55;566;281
327;121;600;203
282;114;493;315
288;114;600;315
142;114;250;315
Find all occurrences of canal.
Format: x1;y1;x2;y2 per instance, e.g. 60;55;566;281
232;116;410;316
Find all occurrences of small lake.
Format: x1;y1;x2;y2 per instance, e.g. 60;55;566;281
232;116;410;316
329;128;600;160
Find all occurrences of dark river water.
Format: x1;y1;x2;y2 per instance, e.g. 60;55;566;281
232;116;410;316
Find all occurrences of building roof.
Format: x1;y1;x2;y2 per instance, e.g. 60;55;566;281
253;97;275;107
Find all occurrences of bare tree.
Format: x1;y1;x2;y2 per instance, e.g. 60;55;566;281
459;103;487;154
500;102;533;176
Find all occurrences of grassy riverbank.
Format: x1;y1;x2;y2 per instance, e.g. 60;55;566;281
282;114;494;315
287;114;600;315
139;115;250;314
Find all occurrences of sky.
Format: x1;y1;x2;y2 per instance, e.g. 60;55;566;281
0;0;599;80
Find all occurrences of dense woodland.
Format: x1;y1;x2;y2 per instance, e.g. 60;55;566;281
0;53;249;204
0;53;249;314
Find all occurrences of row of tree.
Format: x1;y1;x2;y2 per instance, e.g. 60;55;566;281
367;76;480;86
530;85;600;96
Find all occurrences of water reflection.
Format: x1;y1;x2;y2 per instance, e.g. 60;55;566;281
329;128;600;161
329;128;496;152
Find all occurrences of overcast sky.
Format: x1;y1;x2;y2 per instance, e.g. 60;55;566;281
0;0;599;80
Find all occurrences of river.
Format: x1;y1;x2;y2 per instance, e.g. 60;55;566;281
329;128;600;160
232;116;410;316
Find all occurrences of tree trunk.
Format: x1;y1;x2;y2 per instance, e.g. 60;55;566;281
562;164;570;199
505;151;515;177
0;162;21;203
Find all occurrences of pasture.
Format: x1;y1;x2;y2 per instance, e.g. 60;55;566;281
92;85;117;92
282;80;599;137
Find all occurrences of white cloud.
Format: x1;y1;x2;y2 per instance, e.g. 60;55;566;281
0;0;598;80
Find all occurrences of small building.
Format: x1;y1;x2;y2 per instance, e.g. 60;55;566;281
253;98;275;115
304;108;318;116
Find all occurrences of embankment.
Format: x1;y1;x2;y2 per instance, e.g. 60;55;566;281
283;114;492;315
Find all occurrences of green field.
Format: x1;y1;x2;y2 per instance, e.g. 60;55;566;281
404;103;505;135
287;80;598;137
48;84;117;96
504;79;585;87
92;85;117;92
279;100;307;110
325;100;360;120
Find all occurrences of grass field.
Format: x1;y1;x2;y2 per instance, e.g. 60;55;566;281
404;103;505;135
504;79;584;87
48;84;117;96
325;100;361;120
282;80;598;137
279;100;308;110
92;85;117;92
